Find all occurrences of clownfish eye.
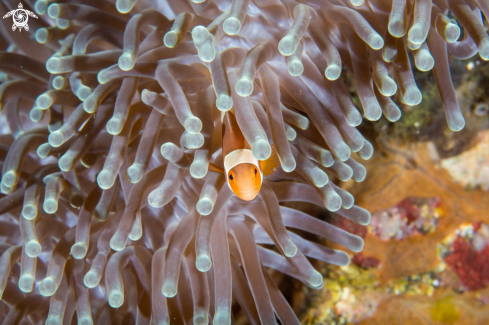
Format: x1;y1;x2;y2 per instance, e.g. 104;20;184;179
251;165;258;178
229;173;234;181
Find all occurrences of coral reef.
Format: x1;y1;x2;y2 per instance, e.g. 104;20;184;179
369;196;442;241
439;222;489;291
0;0;488;323
441;129;489;190
303;140;489;324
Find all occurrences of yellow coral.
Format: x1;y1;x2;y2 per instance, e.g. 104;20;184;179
430;296;460;324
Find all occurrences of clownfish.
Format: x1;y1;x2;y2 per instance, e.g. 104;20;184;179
209;111;281;201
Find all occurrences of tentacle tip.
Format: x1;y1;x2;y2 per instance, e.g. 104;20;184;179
407;25;425;46
46;58;60;74
313;170;328;187
194;312;209;325
338;253;351;266
46;3;60;18
402;88;422;106
388;20;406;39
25;240;42;258
235;78;253;97
196;254;212;272
183;133;204;149
351;238;365;252
116;0;136;14
45;317;63;325
71;242;88;259
70;194;84;209
196;199;213;216
55;18;70;30
286;127;297;141
18;275;35;293
190;164;208;179
307;270;324;288
109;291;124;308
52;76;66;89
336;144;352;162
22;204;38;220
365;107;383;122
147;191;165;208
39;276;57;297
141;89;153;104
479;40;489;61
1;171;17;188
0;183;13;195
350;0;364;6
353;174;367;183
197;43;216;62
48;131;64;147
192;25;209;43
278;35;298;56
320;153;334;168
223;17;242;36
213;311;231;325
287;59;304;77
106;117;123;135
325;64;341;81
77;86;92;101
78;317;94;325
342;200;355;210
43;200;58;214
448;116;465;132
97;170;115;190
252;139;271;160
184;116;203;134
326;198;342;212
30;107;44;122
34;0;48;15
282;158;296;172
380;79;398;97
118;52;135;71
346;111;362;127
35;28;49;44
97;70;111;85
126;165;143;184
216;94;233;111
83;98;97;113
162;281;177;298
84;271;100;288
128;226;143;241
58;156;73;172
368;33;384;50
415;55;434;72
164;31;179;48
36;94;53;110
386;109;402;123
284;240;297;257
109;233;127;252
444;24;461;44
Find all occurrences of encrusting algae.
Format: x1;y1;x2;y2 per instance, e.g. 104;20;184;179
0;0;489;323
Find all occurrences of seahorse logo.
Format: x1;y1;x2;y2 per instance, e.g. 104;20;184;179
2;3;38;32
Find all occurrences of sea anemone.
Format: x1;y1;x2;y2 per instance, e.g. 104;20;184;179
0;0;485;323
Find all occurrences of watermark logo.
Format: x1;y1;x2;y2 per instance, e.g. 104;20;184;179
2;3;37;32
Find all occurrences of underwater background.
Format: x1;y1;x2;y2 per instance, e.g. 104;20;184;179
0;0;488;324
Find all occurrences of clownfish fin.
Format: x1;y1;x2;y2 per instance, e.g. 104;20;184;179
259;145;282;180
265;167;289;182
208;163;224;174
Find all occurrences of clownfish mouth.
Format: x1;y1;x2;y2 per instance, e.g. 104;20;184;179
235;187;260;201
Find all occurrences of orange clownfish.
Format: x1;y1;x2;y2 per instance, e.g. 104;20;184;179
211;111;280;201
